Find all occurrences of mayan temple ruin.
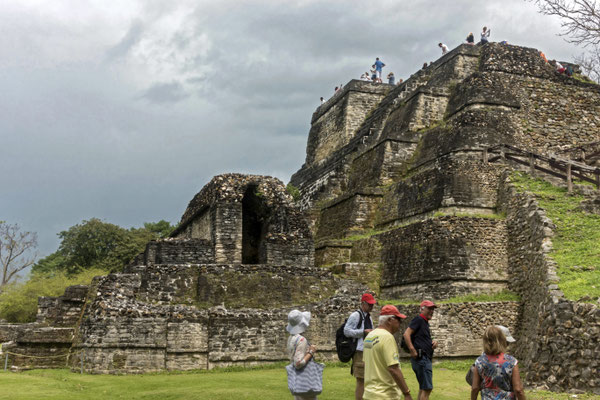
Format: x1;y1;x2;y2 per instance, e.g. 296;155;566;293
1;43;599;394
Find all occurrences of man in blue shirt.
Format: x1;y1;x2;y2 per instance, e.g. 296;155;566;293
403;300;438;400
373;58;385;83
344;293;376;400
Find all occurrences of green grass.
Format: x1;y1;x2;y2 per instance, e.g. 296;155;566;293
432;211;506;220
1;363;598;400
380;290;520;306
511;172;600;301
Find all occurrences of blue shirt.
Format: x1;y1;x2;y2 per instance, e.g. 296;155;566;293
374;60;384;71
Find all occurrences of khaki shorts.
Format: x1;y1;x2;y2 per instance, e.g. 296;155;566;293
351;350;364;379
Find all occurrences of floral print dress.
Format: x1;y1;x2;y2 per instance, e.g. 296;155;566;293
475;352;518;400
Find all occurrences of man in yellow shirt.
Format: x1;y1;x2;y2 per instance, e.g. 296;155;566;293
363;305;413;400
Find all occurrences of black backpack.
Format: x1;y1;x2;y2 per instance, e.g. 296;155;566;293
335;311;364;362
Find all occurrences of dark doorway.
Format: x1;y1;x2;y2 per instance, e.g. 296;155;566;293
242;185;266;264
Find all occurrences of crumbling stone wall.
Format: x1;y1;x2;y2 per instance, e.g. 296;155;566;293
170;174;314;268
316;192;382;240
142;239;213;265
377;216;508;300
71;270;366;373
36;285;87;327
306;81;390;166
394;302;520;358
498;173;600;394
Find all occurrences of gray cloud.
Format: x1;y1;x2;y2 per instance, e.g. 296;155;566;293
0;0;584;262
105;19;145;61
139;81;190;104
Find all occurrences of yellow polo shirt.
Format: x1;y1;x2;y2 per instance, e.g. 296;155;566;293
363;328;402;400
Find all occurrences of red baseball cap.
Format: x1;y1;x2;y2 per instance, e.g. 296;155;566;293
380;305;407;319
361;293;376;304
420;300;437;308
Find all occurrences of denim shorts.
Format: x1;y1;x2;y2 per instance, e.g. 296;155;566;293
411;356;433;390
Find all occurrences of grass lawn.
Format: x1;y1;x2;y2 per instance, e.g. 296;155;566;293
511;172;600;301
1;362;598;400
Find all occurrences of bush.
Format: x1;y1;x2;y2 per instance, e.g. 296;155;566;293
0;268;105;323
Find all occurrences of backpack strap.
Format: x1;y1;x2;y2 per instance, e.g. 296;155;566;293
356;310;364;330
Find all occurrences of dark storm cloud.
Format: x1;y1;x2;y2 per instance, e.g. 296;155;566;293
0;0;583;261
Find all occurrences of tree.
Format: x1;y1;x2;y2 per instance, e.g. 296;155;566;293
532;0;600;82
0;222;38;292
32;218;175;276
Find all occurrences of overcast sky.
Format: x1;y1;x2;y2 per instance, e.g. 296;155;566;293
1;0;583;261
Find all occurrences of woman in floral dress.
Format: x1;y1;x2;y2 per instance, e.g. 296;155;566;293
470;326;526;400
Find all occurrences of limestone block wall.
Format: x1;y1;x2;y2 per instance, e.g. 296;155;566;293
498;173;600;394
36;285;87;327
477;44;600;152
71;271;366;373
142;239;214;265
377;216;508;300
262;237;314;267
377;156;504;225
316;193;382;240
0;324;74;370
213;203;243;263
306;81;390;166
315;241;352;267
394;302;520;358
177;209;213;240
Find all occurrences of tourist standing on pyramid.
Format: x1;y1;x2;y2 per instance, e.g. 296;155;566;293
373;58;385;83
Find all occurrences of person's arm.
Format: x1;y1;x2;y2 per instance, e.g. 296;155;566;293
403;327;418;358
293;338;316;369
512;364;526;400
387;364;412;399
470;366;481;400
343;312;364;338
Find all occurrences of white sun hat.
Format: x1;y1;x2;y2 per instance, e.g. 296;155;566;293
286;310;311;334
496;325;516;343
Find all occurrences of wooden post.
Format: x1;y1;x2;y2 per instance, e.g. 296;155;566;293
81;350;84;374
483;148;488;164
529;153;535;174
4;353;8;371
567;162;573;194
596;170;600;191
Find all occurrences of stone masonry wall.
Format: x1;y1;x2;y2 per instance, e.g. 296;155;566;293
36;285;87;327
306;81;389;166
72;272;366;373
316;193;382;240
394;302;520;358
378;216;508;300
377;155;504;225
498;172;600;394
142;239;214;265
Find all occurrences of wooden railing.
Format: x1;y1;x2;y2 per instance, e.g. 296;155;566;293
483;144;600;193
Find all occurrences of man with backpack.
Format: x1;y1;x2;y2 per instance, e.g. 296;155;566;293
344;293;376;400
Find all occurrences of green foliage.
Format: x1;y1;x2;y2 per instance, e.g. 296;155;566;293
432;211;506;220
511;172;600;301
285;183;301;202
443;290;521;303
32;219;175;276
1;362;598;400
0;269;104;323
380;290;520;306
